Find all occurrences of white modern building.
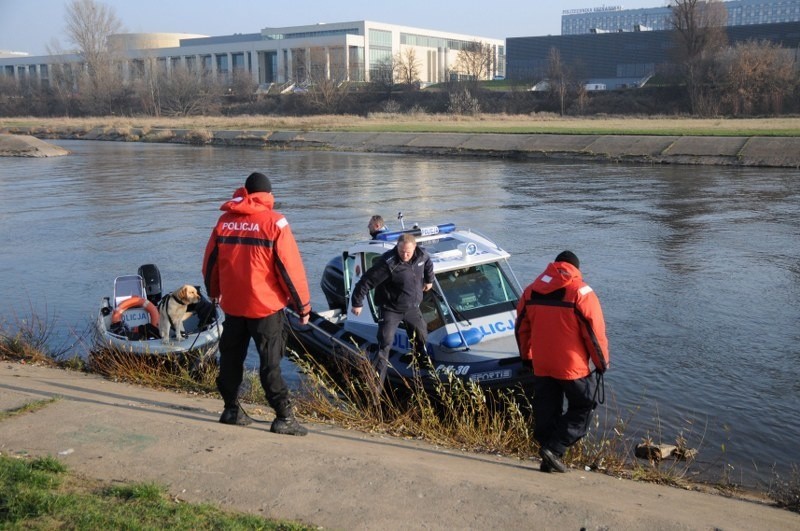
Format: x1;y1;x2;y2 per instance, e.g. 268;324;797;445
0;20;505;88
561;0;800;35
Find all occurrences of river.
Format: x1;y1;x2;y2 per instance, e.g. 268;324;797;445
1;139;798;488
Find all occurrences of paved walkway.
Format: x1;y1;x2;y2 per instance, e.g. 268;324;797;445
2;362;798;530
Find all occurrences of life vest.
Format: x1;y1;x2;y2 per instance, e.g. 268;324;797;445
203;188;311;319
515;261;608;379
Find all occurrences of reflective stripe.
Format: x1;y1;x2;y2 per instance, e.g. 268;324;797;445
579;285;593;296
276;217;288;229
218;235;274;247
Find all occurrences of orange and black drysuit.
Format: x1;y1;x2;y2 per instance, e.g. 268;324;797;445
515;260;609;458
203;187;310;415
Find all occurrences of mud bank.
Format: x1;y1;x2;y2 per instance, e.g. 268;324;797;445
0;133;69;157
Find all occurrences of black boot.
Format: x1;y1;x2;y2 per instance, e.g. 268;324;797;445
219;404;252;426
540;447;568;473
270;415;308;436
271;401;307;436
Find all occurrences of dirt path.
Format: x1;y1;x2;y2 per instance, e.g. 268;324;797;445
1;362;797;530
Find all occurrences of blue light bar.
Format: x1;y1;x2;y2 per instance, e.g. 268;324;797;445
375;223;456;242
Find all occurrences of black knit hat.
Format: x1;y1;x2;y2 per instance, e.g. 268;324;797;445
245;172;272;193
555;250;580;269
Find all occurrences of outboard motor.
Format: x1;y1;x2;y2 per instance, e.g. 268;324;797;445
320;255;347;311
137;263;162;304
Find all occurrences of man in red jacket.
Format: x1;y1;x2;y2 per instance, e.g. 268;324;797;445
515;251;609;472
203;172;311;436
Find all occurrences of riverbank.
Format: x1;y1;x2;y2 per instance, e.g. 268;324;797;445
0;133;69;157
2;361;798;530
2;119;800;167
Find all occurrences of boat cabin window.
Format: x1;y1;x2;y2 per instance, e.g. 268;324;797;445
434;263;519;321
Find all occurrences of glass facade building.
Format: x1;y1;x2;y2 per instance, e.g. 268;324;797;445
0;21;504;88
509;20;800;84
562;0;800;35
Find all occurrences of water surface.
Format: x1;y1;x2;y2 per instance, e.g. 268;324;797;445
1;139;798;488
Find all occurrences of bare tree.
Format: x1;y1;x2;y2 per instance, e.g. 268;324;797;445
393;48;421;87
547;47;571;116
715;40;798;115
63;0;126;114
45;40;80;116
159;66;222;116
370;57;395;96
65;0;123;73
454;41;495;83
669;0;728;115
228;69;258;102
306;62;350;113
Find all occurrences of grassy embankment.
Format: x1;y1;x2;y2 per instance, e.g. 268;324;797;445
2;114;800;137
0;449;311;529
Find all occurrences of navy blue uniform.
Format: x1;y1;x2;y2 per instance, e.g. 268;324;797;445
351;246;434;385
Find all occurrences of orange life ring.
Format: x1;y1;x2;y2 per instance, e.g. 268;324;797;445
111;296;159;327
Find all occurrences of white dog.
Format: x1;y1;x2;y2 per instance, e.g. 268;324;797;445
158;285;201;343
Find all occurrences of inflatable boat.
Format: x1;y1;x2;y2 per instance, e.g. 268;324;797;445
95;264;223;357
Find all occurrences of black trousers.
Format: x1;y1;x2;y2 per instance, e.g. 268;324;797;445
532;374;597;456
376;307;428;385
216;311;290;416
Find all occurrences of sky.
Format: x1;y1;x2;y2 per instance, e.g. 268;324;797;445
0;0;663;56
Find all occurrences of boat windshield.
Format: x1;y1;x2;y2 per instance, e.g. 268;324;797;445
421;262;519;327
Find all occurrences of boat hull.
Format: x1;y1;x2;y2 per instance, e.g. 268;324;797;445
286;310;535;395
95;306;224;357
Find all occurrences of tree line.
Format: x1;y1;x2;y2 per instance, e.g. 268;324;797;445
1;0;798;118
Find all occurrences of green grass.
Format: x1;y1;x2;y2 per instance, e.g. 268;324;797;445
0;398;59;421
0;454;314;530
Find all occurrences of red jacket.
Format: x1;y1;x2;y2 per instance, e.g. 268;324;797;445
515;261;609;380
203;188;311;319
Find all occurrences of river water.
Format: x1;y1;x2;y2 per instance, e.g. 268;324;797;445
1;139;798;488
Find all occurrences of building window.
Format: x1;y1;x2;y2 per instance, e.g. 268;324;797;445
232;52;246;71
369;28;392;47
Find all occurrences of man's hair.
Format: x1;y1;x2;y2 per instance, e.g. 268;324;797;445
397;233;417;246
369;215;384;227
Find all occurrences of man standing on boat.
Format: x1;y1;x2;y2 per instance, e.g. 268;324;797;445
203;172;311;436
351;233;434;388
515;251;609;473
368;214;388;239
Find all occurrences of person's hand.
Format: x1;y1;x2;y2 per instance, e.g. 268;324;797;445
299;313;310;325
423;283;432;292
352;306;362;316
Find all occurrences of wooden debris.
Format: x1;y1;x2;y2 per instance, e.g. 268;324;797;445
635;442;699;461
635;443;677;461
672;447;698;461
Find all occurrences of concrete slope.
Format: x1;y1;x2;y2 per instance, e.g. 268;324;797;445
1;362;798;530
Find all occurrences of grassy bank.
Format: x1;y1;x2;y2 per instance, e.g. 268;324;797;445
0;453;312;529
2;114;800;137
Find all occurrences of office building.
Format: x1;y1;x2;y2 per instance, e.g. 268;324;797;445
0;21;504;88
562;0;800;35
